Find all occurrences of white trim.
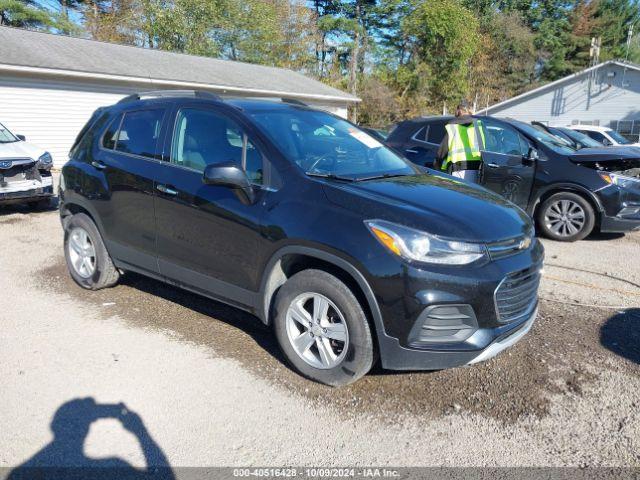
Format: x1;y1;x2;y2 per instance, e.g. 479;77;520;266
478;61;639;114
467;308;537;365
0;63;360;104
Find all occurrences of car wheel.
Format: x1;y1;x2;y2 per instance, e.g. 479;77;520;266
64;213;119;289
273;269;375;386
537;192;595;242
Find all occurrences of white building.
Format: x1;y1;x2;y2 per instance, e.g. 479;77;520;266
479;60;640;142
0;26;359;168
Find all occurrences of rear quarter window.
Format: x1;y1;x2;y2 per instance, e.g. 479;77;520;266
102;114;122;150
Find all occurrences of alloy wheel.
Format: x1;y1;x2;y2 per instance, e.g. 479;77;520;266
285;292;349;369
68;227;96;278
544;199;586;238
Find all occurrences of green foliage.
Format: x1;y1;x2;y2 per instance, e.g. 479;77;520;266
14;0;640;124
0;0;52;27
403;0;480;108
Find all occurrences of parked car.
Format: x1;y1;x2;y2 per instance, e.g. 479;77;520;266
387;115;640;241
59;91;542;386
566;125;640;148
531;122;605;150
0;122;54;207
361;127;389;142
385;116;447;167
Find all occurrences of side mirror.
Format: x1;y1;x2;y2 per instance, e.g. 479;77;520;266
602;138;612;146
203;162;255;204
524;147;539;162
16;134;26;141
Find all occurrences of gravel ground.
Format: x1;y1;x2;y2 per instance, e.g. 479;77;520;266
1;188;639;471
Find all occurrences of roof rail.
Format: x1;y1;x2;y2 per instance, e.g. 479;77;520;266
281;97;308;107
118;90;223;104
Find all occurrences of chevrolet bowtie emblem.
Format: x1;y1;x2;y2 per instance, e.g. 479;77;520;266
519;236;532;250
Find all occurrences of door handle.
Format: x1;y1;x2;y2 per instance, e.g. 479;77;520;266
486;163;500;168
156;184;178;196
405;148;419;154
91;160;106;170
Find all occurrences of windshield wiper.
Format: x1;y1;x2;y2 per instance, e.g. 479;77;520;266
353;173;410;182
305;172;355;182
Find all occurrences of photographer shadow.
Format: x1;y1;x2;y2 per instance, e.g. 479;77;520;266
8;397;175;480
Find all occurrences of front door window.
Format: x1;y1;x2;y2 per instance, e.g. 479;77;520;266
171;108;267;187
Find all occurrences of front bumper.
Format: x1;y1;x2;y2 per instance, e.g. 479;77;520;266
600;202;640;232
597;183;640;232
369;239;544;370
377;306;537;370
0;175;53;204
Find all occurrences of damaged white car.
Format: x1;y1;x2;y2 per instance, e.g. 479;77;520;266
0;122;54;208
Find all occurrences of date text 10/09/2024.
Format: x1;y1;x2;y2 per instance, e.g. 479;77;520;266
232;468;401;478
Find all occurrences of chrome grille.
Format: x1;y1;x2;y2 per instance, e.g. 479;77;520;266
494;265;541;323
487;231;535;260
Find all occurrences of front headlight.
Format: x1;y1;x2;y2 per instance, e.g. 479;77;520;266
599;172;640;189
365;220;487;265
38;152;53;165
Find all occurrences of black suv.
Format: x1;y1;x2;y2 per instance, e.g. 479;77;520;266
60;91;542;386
387;115;640;241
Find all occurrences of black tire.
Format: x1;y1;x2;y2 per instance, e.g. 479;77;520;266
64;213;120;289
537;191;595;242
273;269;375;387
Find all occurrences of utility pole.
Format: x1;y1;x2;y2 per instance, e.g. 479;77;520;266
587;37;601;110
622;23;635;88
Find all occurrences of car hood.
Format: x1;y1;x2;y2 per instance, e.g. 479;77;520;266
0;140;46;161
569;146;640;172
322;173;532;243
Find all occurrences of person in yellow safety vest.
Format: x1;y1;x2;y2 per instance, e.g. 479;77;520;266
434;101;484;183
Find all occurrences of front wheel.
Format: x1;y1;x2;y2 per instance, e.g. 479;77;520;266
537;192;595;242
64;213;120;289
273;269;374;386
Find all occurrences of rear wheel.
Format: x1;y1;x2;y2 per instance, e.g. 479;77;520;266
273;269;374;386
64;213;119;289
537;192;595;242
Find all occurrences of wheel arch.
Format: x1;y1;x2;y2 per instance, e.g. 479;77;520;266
258;247;384;338
530;183;603;220
59;197;105;234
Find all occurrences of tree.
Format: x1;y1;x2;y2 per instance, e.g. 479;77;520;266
403;0;480;109
470;10;537;104
594;0;640;60
0;0;51;27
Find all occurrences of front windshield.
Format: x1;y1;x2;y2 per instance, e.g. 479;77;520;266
250;108;417;180
607;129;633;145
514;122;576;154
557;127;602;148
0;123;18;143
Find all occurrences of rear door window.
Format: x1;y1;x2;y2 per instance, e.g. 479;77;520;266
412;122;446;144
114;109;164;159
426;122;446;144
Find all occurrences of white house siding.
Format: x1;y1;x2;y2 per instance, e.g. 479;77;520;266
0;75;142;167
484;64;640;131
0;73;350;168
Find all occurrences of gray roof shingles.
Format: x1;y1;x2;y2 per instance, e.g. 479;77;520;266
0;26;357;102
